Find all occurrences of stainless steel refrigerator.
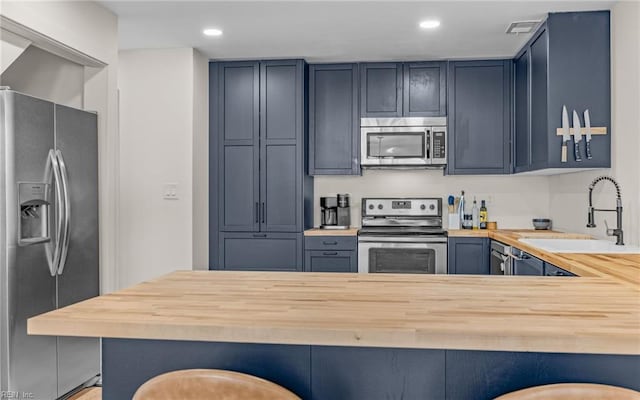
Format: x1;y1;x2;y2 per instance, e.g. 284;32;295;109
0;90;100;399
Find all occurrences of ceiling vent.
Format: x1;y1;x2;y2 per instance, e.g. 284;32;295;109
505;20;541;35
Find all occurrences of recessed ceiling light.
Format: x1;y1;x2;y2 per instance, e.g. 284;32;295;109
419;20;441;29
203;28;223;37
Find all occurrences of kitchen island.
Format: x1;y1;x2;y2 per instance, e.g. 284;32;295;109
28;271;640;399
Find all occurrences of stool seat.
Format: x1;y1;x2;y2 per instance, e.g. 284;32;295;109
132;369;301;400
494;383;640;400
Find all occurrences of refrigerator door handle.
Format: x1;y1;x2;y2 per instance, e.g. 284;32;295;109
56;150;71;276
43;149;64;276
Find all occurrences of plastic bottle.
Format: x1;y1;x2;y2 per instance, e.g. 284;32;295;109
471;197;479;230
480;200;488;229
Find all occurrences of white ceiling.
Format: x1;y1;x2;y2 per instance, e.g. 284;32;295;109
100;1;615;62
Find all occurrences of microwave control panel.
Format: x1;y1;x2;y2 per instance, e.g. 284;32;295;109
432;131;446;159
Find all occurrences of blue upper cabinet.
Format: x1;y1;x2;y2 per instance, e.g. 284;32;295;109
447;60;512;175
308;64;360;175
403;62;447;117
513;11;611;172
360;63;403;117
360;62;447;118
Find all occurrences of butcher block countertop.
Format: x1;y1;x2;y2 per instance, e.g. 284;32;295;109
28;271;640;355
304;228;359;236
448;229;640;289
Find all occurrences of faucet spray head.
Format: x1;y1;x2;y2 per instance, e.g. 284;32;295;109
586;207;596;228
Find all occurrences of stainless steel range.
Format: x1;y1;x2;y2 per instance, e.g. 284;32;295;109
357;198;447;274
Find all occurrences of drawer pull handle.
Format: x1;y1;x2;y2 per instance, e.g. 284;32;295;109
253;234;267;238
323;241;338;245
323;252;338;256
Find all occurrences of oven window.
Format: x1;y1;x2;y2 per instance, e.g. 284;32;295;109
369;248;436;273
366;132;425;158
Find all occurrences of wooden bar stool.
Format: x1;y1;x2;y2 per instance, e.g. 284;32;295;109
132;369;301;400
494;383;640;400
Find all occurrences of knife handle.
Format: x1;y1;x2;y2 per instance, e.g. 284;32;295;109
561;143;568;163
574;142;582;162
586;141;593;159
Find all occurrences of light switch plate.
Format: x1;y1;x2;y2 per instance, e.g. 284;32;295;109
163;183;179;200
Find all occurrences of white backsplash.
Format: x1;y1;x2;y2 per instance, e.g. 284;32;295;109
314;170;551;229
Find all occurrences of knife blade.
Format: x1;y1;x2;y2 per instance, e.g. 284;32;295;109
572;110;582;162
561;105;570;163
584;109;593;159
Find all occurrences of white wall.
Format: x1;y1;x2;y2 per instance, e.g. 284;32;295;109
548;1;640;246
315;171;550;228
118;48;208;287
0;45;84;107
1;1;119;292
192;50;209;270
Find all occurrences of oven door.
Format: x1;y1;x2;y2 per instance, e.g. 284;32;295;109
358;236;447;274
360;127;430;167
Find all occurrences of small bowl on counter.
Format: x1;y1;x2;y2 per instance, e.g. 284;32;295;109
532;218;552;230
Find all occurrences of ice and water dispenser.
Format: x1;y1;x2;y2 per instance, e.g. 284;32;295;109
17;182;51;246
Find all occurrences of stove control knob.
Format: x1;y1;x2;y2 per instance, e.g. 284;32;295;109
420;204;426;210
429;204;435;210
377;204;383;210
368;204;374;210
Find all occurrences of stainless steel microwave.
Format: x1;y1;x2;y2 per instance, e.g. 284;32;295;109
360;117;447;168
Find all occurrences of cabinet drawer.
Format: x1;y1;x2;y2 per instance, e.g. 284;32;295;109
305;251;357;273
544;263;577;277
305;236;357;251
219;232;302;271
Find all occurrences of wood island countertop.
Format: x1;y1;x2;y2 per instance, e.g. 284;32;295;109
28;270;640;355
449;229;640;289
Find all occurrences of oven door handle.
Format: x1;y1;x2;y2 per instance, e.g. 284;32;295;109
358;237;447;244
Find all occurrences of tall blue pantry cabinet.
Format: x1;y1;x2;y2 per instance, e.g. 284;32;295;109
209;60;313;271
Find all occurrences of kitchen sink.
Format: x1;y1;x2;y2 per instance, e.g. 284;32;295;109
518;238;640;254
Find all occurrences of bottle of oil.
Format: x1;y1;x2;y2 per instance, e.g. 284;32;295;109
479;200;488;229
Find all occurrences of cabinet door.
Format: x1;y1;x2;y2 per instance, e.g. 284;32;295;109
513;254;543;276
360;63;402;117
260;60;303;232
403;62;446;117
309;64;359;175
514;50;531;172
218;62;260;232
544;262;577;277
529;28;548;169
447;237;490;274
219;233;303;271
304;251;357;273
447;60;511;175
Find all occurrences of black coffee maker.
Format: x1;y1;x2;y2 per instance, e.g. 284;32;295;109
320;194;351;229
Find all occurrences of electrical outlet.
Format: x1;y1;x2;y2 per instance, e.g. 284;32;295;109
163;183;179;200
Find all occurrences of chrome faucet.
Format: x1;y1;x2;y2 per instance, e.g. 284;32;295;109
587;176;624;245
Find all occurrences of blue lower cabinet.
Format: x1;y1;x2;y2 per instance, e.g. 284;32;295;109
448;237;491;274
544;262;577;276
219;232;303;271
103;340;640;400
446;350;640;400
512;251;544;276
305;251;357;272
311;346;445;399
304;236;357;272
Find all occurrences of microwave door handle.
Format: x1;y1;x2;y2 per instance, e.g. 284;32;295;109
425;129;431;162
